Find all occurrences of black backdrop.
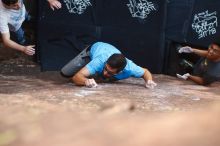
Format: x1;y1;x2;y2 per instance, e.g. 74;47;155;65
166;0;220;47
186;0;220;47
37;0;167;72
38;0;220;73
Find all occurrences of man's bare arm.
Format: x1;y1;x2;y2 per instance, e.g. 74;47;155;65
2;32;25;52
142;68;153;82
192;48;208;58
188;75;205;85
71;67;90;86
1;33;35;55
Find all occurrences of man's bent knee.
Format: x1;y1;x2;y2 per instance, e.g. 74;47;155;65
60;71;74;78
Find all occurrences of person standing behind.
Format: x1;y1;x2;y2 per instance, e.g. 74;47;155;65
177;43;220;85
0;0;35;55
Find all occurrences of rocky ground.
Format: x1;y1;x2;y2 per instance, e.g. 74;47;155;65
0;48;220;146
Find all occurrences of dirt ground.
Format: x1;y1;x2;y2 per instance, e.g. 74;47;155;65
0;49;220;146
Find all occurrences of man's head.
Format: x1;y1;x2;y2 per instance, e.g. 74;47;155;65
207;43;220;61
2;0;21;10
103;53;127;78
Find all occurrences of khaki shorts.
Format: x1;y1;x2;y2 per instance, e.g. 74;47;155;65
61;46;91;77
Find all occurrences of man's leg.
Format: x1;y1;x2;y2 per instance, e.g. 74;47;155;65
25;11;31;22
13;27;26;45
61;47;91;77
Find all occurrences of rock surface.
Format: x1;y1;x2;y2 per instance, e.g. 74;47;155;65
0;56;220;146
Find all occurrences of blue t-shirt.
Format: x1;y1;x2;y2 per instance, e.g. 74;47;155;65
86;42;144;80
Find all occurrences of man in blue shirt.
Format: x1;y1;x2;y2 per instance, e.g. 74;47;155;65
61;42;157;89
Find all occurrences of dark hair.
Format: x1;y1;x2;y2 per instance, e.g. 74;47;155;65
212;42;220;47
106;53;127;72
2;0;18;6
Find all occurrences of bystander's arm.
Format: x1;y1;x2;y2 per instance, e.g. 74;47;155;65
192;48;208;58
1;33;35;56
188;75;205;85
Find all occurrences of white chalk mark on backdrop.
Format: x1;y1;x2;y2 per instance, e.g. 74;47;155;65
63;0;92;14
192;10;218;39
127;0;156;19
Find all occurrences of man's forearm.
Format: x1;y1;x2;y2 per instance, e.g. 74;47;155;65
72;73;88;86
2;33;25;52
188;75;204;85
3;39;25;52
71;67;92;86
192;48;208;57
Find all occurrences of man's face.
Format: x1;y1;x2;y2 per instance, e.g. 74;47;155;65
3;1;21;10
102;64;119;78
207;44;220;61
